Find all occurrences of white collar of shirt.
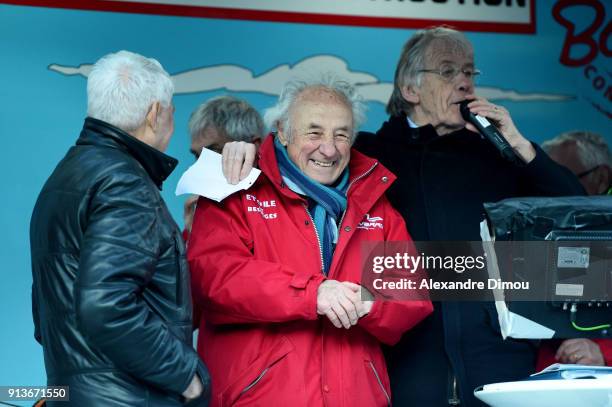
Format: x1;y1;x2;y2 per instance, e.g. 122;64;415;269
406;116;419;128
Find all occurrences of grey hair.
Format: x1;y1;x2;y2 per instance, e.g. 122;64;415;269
264;75;366;142
87;50;174;132
188;95;264;142
542;131;611;169
387;26;473;116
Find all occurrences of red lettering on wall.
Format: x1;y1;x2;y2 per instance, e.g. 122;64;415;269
601;18;611;57
553;0;606;67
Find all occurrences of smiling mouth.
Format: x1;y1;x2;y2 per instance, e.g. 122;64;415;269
310;159;335;168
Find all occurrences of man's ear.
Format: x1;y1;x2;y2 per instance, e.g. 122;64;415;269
400;85;419;104
146;101;161;131
276;121;289;146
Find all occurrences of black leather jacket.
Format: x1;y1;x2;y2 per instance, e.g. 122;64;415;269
30;118;210;406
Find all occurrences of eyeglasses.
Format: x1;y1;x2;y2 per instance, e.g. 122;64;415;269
577;165;600;178
418;65;481;82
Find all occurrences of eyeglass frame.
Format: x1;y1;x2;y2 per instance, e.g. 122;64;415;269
418;65;482;82
577;165;601;178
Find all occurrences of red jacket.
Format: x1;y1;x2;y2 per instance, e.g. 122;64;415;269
187;135;432;407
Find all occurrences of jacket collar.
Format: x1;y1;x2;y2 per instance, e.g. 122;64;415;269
378;114;473;144
377;114;439;143
77;117;178;190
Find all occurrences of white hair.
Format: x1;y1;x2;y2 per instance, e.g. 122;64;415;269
188;95;264;142
87;50;174;132
263;75;366;142
387;26;473;116
542;130;611;169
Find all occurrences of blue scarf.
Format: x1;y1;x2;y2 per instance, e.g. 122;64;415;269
274;137;349;275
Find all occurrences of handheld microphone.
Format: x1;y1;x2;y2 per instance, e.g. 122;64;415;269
459;100;523;164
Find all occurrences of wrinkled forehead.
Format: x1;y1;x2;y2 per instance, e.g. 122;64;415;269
425;38;474;66
293;87;349;109
289;87;353;121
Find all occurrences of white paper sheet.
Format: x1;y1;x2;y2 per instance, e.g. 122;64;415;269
480;220;556;340
175;148;260;202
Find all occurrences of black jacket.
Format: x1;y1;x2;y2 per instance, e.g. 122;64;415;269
30;118;210;406
354;115;585;407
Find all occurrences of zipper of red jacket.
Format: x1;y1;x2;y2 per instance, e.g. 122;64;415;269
337;162;378;229
305;161;379;276
303;204;325;275
332;162;379;277
319;161;379;406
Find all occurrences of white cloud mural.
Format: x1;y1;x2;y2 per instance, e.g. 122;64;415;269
49;55;573;104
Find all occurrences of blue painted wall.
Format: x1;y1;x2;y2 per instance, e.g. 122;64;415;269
0;1;609;400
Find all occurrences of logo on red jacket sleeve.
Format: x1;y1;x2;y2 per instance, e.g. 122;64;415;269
357;213;383;230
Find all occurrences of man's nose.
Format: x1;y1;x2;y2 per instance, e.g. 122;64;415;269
456;73;474;93
318;137;336;156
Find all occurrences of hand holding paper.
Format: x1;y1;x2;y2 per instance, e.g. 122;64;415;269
175;148;260;202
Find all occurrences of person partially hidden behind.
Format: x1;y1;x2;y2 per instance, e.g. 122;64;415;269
543;131;611;196
537;130;612;368
183;95;264;231
30;51;209;406
187;76;432;406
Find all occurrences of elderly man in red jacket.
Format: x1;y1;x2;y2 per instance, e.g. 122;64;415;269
187;77;432;406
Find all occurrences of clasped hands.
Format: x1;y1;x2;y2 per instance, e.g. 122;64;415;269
316;280;374;329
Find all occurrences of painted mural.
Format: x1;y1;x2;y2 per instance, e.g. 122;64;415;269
49;54;573;103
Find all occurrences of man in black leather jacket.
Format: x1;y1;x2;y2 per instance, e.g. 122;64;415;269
30;50;210;406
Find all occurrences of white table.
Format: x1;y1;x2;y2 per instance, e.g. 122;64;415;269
474;378;612;407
